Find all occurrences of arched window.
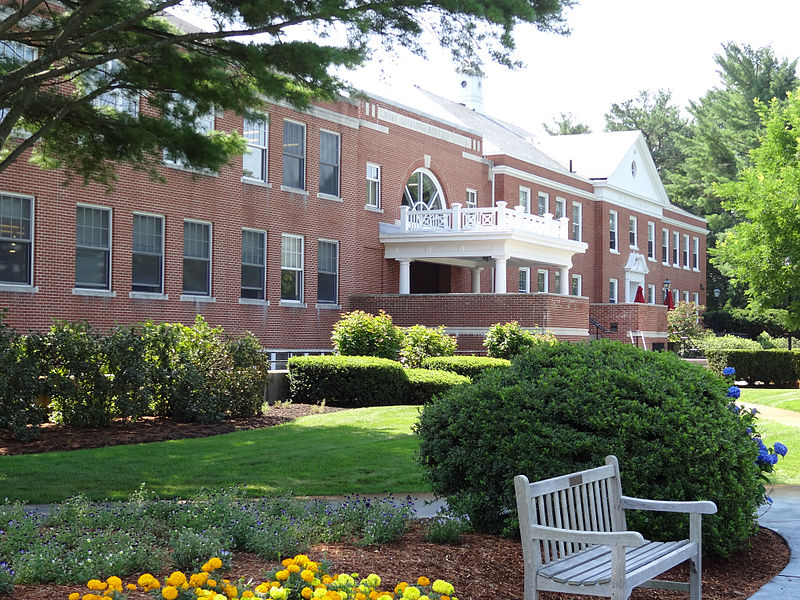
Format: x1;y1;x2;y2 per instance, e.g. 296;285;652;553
402;169;445;211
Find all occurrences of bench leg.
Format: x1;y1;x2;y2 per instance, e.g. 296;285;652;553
690;513;702;600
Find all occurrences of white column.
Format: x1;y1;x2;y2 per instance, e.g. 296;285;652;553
399;259;411;294
494;257;507;293
559;266;569;295
471;267;482;293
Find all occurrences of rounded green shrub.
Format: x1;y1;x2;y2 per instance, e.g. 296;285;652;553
421;355;511;379
330;310;403;360
415;339;763;556
483;321;557;359
399;325;457;368
288;355;408;407
405;368;470;404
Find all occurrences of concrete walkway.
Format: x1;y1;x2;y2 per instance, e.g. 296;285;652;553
741;402;800;426
751;485;800;599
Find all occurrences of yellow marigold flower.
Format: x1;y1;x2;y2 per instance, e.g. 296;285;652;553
224;583;237;598
105;576;122;589
301;569;315;583
209;557;223;570
281;558;295;568
162;586;179;600
301;587;313;600
364;574;380;588
355;594;367;600
276;570;290;581
294;554;310;567
167;571;188;587
82;594;100;600
190;572;210;587
269;587;288;600
213;595;228;600
431;581;454;596
326;592;341;600
306;562;319;573
417;577;430;587
126;584;137;591
418;596;431;600
208;579;218;588
378;596;393;600
87;579;107;591
69;593;81;600
402;586;421;600
242;593;255;599
202;563;213;573
288;564;301;574
255;583;271;594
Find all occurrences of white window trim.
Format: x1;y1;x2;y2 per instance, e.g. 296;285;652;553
662;228;670;265
692;236;700;271
683;233;691;270
672;231;680;267
693;292;700;305
242;116;269;183
683;290;690;303
75;203;112;292
317;238;339;306
555;196;566;220
182;218;213;299
318;129;341;199
283;118;307;191
162;97;216;172
537;191;549;216
571;201;582;242
518;266;531;293
466;188;478;209
609;278;618;303
366;162;381;210
571;274;582;297
0;191;35;288
629;215;638;249
647;221;656;261
131;211;165;296
519;186;531;213
647;283;656;304
537;268;549;293
280;232;305;305
609;210;619;254
241;227;267;301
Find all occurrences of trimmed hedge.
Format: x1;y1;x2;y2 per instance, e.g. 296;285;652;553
421;356;511;379
288;355;408;407
706;349;800;387
405;368;470;404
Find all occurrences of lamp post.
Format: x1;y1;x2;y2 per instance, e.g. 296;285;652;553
713;288;721;334
663;279;671;304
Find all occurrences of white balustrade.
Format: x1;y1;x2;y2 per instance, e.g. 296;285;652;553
398;201;569;240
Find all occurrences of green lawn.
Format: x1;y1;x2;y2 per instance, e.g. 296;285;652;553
0;406;430;504
740;388;800;485
740;387;800;412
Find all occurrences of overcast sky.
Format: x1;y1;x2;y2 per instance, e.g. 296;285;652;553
340;0;800;134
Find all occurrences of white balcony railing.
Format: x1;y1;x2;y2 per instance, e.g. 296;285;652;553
399;201;569;239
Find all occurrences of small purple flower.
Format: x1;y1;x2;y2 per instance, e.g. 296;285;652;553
723;366;736;376
727;385;741;399
774;442;788;457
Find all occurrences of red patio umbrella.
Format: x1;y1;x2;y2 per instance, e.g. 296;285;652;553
664;291;675;310
634;285;645;303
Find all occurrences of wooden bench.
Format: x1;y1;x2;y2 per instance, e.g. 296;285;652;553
514;455;717;600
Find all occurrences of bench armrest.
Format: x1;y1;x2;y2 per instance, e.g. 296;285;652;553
528;524;646;547
621;496;717;515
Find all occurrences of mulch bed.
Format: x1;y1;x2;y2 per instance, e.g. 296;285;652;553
0;404;791;599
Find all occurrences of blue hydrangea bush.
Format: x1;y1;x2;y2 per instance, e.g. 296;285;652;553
416;340;770;556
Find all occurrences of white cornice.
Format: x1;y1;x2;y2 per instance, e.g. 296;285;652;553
660;216;709;235
462;151;491;165
492;165;595;201
359;119;389;134
273;98;360;129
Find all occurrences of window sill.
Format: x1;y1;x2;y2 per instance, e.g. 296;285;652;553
609;249;620;255
180;294;216;303
163;162;217;177
647;257;657;262
72;288;116;298
280;185;309;195
317;192;343;202
0;283;38;293
693;268;700;273
239;298;270;306
129;291;168;300
683;266;691;271
241;177;272;188
364;205;383;213
315;303;341;310
279;300;307;308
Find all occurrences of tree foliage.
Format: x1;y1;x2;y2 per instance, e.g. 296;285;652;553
0;0;575;186
604;89;690;180
712;90;800;330
542;111;590;135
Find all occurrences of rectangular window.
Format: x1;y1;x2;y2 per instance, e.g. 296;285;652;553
537;192;549;216
281;233;303;302
609;278;618;303
89;60;138;116
647;222;655;259
692;237;699;270
75;205;111;290
672;231;680;266
683;290;690;303
519;186;531;213
571;202;582;241
465;189;477;209
0;41;36;63
554;270;561;294
241;229;266;300
317;239;338;304
132;213;163;294
693;292;700;305
319;130;340;196
647;284;656;304
183;220;211;296
0;193;32;285
366;163;381;209
282;120;306;189
243;117;268;182
629;216;637;248
683;233;690;268
571;274;582;297
609;210;618;251
537;269;548;293
673;289;679;305
662;228;669;264
518;267;530;293
555;197;566;219
163;97;214;167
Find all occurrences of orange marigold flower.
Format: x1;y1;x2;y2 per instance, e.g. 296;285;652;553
322;575;333;585
301;587;313;599
276;570;290;581
69;593;80;600
417;577;430;587
161;585;179;600
281;558;295;568
126;584;137;591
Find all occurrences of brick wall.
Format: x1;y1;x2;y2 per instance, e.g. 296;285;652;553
589;303;669;349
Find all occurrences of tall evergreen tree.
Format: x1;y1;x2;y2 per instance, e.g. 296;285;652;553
0;0;575;187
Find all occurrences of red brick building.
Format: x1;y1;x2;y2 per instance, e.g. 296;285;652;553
0;75;706;361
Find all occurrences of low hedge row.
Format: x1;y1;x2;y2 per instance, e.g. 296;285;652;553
706;349;800;387
421;356;511;379
288;355;471;406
